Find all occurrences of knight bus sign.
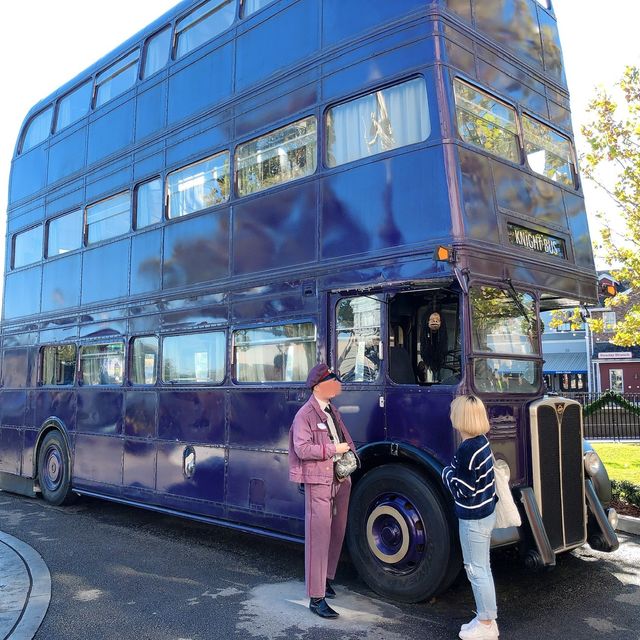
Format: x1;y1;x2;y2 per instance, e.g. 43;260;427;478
0;0;618;604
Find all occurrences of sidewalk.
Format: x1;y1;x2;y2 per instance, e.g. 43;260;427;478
0;532;50;640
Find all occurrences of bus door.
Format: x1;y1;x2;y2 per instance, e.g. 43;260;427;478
385;289;462;454
330;294;385;444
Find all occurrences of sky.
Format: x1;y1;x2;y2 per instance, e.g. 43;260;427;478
0;0;638;300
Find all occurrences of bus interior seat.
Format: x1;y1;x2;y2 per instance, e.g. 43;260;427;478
389;346;416;384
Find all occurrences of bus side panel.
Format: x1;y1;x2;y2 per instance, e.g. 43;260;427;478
123;391;158;495
0;426;22;475
227;390;302;529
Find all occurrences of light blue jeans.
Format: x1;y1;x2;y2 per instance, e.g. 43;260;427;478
459;511;497;621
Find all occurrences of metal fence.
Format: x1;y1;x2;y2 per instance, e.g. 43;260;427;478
563;392;640;441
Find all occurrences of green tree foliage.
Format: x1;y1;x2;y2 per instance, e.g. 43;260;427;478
552;66;640;344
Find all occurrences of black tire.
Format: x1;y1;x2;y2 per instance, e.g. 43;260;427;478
347;464;454;603
38;431;76;506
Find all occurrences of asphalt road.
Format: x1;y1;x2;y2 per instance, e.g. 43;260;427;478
0;491;638;640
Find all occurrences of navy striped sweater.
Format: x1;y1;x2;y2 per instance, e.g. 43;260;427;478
442;435;497;520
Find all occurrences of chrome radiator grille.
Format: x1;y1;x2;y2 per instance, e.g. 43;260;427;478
530;398;586;552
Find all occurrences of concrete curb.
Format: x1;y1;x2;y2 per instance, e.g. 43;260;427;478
0;531;51;640
616;514;640;537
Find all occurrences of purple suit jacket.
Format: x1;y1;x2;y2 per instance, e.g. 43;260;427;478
288;395;356;485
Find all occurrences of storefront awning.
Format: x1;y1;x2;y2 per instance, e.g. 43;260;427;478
543;352;587;374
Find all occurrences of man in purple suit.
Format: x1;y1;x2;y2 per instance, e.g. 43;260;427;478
289;362;356;618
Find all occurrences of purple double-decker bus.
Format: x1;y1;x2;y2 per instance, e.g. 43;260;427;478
0;0;619;603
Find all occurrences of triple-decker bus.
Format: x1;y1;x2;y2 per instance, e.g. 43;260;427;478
0;0;619;603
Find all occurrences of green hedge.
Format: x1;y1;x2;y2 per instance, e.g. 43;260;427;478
612;479;640;508
583;390;640;417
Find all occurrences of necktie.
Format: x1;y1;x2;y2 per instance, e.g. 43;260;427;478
324;406;344;443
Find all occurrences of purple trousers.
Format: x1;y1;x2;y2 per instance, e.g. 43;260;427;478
304;478;351;598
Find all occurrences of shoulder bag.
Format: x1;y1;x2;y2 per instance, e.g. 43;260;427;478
493;456;522;529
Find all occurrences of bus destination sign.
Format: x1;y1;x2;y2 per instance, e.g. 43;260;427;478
507;223;566;259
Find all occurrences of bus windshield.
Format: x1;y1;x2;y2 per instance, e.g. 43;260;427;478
470;285;540;394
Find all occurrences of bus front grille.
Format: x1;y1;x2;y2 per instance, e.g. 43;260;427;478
530;398;586;552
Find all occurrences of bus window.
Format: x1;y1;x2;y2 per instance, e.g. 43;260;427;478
94;50;140;107
134;178;163;229
233;323;316;383
241;0;274;17
46;209;83;257
79;343;125;385
55;80;91;132
13;225;43;269
336;297;381;383
130;336;158;384
167;152;230;218
175;0;236;59
236;116;317;196
20;106;53;153
85;192;131;244
388;290;461;385
142;27;171;79
162;331;225;384
522;115;575;187
453;78;519;164
326;77;429;167
41;345;77;385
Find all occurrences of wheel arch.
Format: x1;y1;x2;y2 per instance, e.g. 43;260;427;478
34;417;73;480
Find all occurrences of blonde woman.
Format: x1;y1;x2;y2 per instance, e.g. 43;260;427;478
442;395;499;640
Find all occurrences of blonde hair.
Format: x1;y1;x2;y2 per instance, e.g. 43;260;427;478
449;395;490;437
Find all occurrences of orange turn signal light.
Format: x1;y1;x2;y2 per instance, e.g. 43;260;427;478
434;245;454;262
602;284;617;297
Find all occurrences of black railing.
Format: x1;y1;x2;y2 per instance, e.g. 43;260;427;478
563;392;640;440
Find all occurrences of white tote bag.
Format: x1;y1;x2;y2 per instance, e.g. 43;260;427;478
493;457;522;529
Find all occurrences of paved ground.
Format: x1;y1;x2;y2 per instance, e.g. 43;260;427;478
0;491;639;639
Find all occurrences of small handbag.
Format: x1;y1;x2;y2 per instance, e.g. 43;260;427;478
493;456;522;529
334;450;359;481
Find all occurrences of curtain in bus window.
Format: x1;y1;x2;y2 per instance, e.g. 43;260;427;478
86;193;130;244
135;179;163;229
55;81;92;132
233;323;316;383
95;51;139;108
42;345;77;385
21;107;53;153
162;331;225;383
167;153;230;218
130;336;158;384
326;78;429;168
175;0;235;59
47;210;83;257
241;0;275;17
336;297;381;382
80;344;124;385
142;27;171;79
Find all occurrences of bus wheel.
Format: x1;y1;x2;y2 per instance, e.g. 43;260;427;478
38;431;75;506
347;464;451;603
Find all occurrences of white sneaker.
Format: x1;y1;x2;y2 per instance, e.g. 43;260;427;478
460;616;479;633
459;618;499;640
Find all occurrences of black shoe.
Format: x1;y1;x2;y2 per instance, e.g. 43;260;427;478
325;580;336;599
309;597;339;618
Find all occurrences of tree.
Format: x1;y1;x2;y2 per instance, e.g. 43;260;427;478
565;66;640;345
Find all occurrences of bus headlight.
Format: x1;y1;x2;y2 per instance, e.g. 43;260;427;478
607;508;619;530
584;450;601;477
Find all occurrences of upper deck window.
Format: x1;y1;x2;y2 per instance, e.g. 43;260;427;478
94;50;140;107
163;331;226;384
233;323;316;383
41;345;77;385
522;115;574;187
47;209;83;257
167;152;230;219
453;79;519;164
142;27;171;79
20;107;53;153
241;0;274;17
326;77;429;168
236;116;317;196
13;225;43;268
85;192;131;245
55;80;92;132
135;178;163;229
79;343;124;385
175;0;236;59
